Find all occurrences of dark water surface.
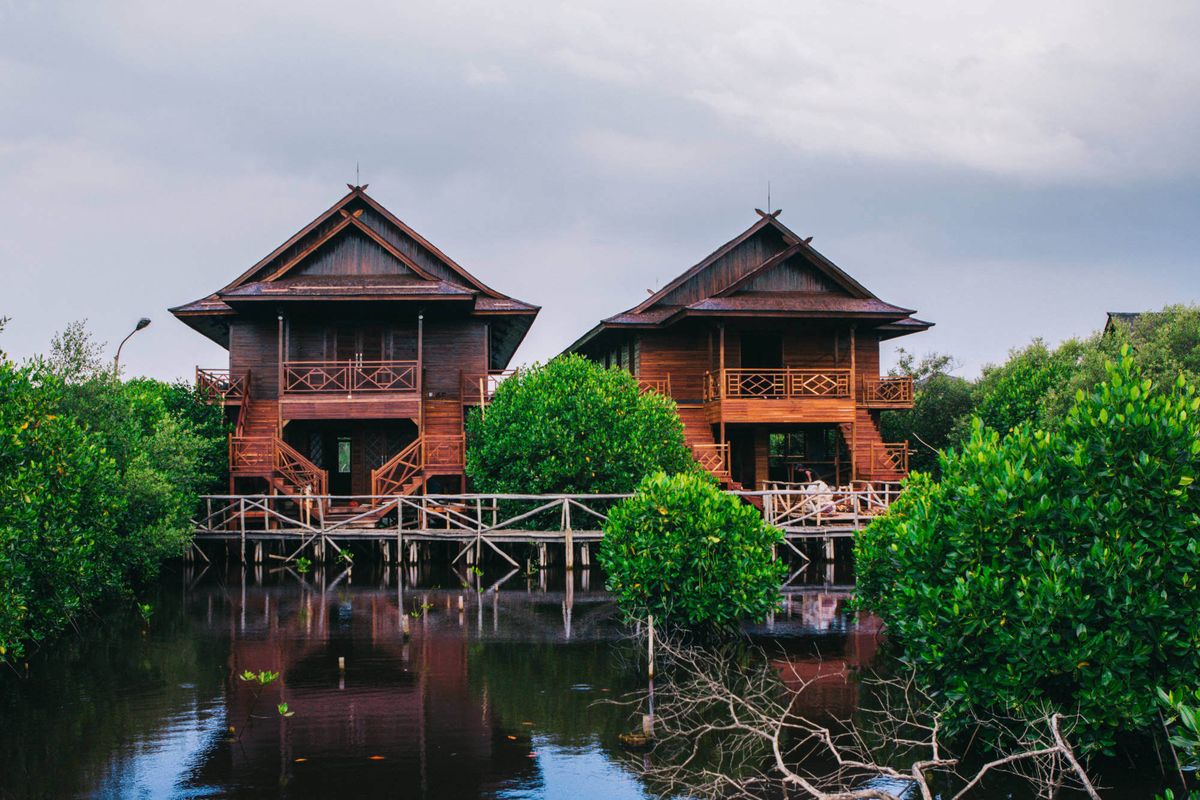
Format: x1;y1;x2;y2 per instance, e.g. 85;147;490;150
0;553;1174;799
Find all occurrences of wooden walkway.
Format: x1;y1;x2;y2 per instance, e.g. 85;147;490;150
193;483;901;566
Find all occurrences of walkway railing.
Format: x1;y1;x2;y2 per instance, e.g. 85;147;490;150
197;367;247;403
194;483;904;563
860;376;913;407
704;368;852;401
283;360;418;394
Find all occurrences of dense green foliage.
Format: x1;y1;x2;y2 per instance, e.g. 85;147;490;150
598;471;786;630
0;321;225;658
465;354;695;494
856;351;1200;752
883;305;1200;473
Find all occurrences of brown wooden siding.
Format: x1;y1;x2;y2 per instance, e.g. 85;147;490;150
657;226;790;308
230;320;280;400
423;318;487;397
292;229;415;277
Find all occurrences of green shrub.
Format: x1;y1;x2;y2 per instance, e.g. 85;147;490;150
856;349;1200;753
0;361;123;658
598;471;786;631
465;354;695;494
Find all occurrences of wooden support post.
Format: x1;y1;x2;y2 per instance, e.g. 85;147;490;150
718;324;726;446
239;497;246;564
417;311;425;434
850;325;858;482
563;500;574;570
647;614;655;679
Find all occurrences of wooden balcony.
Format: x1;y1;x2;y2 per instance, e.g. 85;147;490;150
859;376;914;408
196;367;246;404
702;368;855;424
461;369;518;408
283;360;418;394
280;360;421;420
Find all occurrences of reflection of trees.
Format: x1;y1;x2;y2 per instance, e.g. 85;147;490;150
0;577;227;799
467;639;644;748
622;637;1101;800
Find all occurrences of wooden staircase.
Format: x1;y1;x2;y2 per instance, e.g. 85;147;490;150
230;388;328;497
840;408;908;483
678;404;741;489
371;398;467;498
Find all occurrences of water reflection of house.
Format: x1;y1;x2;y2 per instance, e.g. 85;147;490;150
185;581;538;798
766;596;883;718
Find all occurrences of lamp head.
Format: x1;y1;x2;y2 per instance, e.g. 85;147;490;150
135;317;151;331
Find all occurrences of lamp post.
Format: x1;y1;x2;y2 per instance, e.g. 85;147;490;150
113;317;151;376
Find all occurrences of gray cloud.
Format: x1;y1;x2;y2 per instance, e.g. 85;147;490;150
0;0;1197;379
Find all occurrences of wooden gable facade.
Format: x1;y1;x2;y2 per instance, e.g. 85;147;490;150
567;210;931;489
172;185;538;502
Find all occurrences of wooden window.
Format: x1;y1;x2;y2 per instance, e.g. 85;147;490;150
336;437;352;474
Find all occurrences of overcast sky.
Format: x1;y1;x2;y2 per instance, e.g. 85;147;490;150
1;0;1197;380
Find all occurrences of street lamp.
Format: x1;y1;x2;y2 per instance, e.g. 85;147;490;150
113;317;151;376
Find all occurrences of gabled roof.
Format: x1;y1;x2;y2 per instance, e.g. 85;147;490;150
566;209;932;352
170;186;539;362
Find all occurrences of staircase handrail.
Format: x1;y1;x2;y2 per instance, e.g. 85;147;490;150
372;437;424;497
274;437;328;497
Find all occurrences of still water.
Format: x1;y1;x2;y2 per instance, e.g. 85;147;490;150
0;553;1172;799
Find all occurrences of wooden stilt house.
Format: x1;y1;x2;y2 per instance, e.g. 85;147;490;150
566;209;931;489
172;185;538;505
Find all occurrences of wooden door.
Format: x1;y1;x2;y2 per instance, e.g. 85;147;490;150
740;331;783;369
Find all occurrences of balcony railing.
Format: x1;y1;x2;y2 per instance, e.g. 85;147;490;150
704;368;852;401
196;367;247;404
461;369;518;409
283;360;418;394
860;376;914;407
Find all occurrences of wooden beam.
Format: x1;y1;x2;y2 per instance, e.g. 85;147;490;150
718;323;726;446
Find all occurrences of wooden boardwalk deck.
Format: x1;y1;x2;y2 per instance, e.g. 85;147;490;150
193;483;900;566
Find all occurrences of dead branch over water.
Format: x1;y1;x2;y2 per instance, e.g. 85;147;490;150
615;635;1101;800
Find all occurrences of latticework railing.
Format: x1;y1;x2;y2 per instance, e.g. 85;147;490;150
860;376;914;407
425;435;465;470
275;438;328;496
462;369;518;409
704;369;852;401
370;435;467;497
867;442;909;475
197;367;247;404
637;375;671;396
372;438;423;496
692;443;730;476
283;360;418;394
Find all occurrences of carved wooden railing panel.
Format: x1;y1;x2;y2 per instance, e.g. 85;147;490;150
868;442;909;475
705;369;852;401
372;438;423;496
637;375;671;396
860;376;914;407
692;443;730;476
275;438;328;496
231;436;274;471
197;367;247;404
283;360;418;394
424;436;465;470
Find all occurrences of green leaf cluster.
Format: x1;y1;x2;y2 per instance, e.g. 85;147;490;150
598;471;786;631
856;350;1200;752
465;354;695;494
0;321;226;659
